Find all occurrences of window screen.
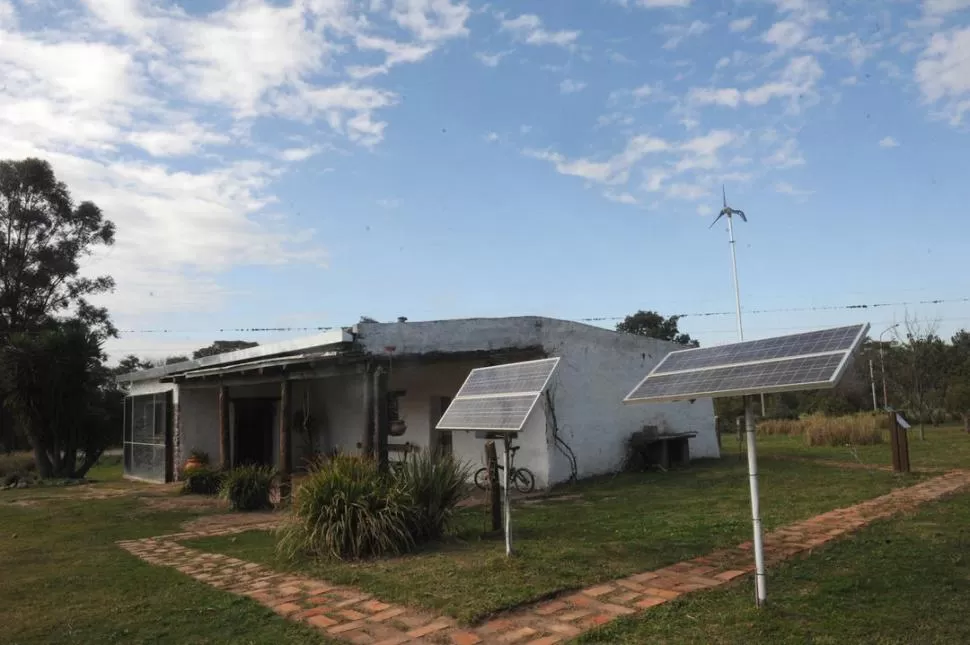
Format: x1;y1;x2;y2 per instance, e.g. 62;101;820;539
123;392;171;482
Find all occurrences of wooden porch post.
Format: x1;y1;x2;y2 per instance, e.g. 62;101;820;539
279;379;293;500
374;366;389;472
218;385;230;470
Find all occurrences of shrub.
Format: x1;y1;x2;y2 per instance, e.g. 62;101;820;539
802;415;884;447
182;467;224;495
277;455;414;560
219;465;277;511
395;448;471;541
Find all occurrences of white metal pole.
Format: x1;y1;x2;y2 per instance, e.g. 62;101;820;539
869;359;878;411
503;436;513;556
744;396;767;606
727;215;744;342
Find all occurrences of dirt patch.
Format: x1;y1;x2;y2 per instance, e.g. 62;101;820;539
141;495;227;512
180;509;283;533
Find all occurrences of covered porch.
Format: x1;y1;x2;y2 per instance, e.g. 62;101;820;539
164;345;549;490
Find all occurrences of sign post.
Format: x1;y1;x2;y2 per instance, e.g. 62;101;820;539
503;435;513;556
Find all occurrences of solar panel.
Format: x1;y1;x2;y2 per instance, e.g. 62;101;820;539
624;323;869;404
436;357;560;432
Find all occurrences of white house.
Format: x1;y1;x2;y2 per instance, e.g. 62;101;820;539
116;316;720;488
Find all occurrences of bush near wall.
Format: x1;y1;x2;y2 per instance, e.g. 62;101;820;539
219;465;277;511
276;450;471;561
181;467;224;495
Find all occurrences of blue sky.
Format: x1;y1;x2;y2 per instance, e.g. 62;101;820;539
1;0;968;361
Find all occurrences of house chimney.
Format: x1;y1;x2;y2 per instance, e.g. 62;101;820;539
397;316;408;323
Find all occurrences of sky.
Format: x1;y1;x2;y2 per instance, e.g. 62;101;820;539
2;0;969;362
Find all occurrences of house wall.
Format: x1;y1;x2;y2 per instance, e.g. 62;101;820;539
388;360;552;488
179;386;220;467
537;319;720;485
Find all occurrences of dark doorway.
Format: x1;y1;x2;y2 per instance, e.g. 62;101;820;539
234;398;276;466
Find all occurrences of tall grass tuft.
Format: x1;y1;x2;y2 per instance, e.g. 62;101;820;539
181;467;224;495
395;448;471;541
276;455;414;560
219;465;277;511
758;413;885;446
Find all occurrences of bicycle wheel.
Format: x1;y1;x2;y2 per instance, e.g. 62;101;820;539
512;468;535;494
473;467;490;490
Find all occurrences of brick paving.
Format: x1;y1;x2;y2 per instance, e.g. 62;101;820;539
117;469;970;645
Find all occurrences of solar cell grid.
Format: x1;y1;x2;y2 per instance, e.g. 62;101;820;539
456;358;559;397
623;323;870;404
436;395;537;431
655;325;865;374
436;357;561;432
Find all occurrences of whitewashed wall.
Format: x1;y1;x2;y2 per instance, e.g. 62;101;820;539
537;319;719;485
387;360;551;488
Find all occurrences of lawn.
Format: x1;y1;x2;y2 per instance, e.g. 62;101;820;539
579;488;970;644
184;457;920;623
728;423;970;471
0;489;335;645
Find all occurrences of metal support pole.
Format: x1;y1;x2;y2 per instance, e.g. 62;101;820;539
880;346;889;409
760;393;766;416
744;396;767;607
503;436;513;557
869;359;878;411
727;215;744;341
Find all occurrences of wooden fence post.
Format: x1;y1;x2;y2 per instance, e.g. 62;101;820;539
484;440;502;532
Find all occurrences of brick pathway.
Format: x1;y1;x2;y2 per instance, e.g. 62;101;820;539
117;470;970;645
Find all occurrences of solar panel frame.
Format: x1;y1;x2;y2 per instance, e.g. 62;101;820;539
623;323;870;404
436;357;561;432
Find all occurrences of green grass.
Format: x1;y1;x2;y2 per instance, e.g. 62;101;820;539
184;458;919;623
0;489;334;644
579;488;970;644
729;424;970;471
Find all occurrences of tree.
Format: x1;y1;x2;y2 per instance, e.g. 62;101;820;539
0;320;118;478
164;355;190;365
616;310;698;347
945;381;970;434
192;340;258;359
0;158;116;335
112;354;154;376
891;314;946;440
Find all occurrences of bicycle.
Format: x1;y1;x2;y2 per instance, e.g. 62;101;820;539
473;446;536;494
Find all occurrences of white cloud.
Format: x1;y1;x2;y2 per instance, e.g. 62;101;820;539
643;168;670;192
523;134;669;185
560;78;587;94
762;21;808;50
0;0;474;319
730;16;755;32
715;56;731;69
279;146;322;161
637;0;691;7
484;131;500;142
775;181;813;196
377;198;401;208
604;191;639;205
915;27;970;125
666;182;708;200
841;75;858;86
924;0;970;15
661;20;709;49
697;203;714;216
475;50;509;67
763;138;806;167
691;56;823;113
879;136;900;148
500;13;579;48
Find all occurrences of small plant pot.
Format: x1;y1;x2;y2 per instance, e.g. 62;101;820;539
389;420;407;437
184;457;205;472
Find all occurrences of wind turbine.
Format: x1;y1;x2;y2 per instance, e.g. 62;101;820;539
710;186;766;415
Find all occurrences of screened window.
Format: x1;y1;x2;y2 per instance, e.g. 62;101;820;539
123;392;171;482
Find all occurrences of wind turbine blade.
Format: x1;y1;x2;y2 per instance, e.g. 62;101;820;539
709;213;724;229
737;209;747;222
722;184;727;208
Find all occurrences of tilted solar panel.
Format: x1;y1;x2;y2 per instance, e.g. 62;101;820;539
437;357;560;432
624;323;869;404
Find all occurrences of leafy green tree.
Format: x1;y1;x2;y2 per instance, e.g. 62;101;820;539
0;158;116;335
0;320;119;478
112;354;154;375
945;381;970;433
164;355;190;365
616;310;698;347
192;340;258;359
